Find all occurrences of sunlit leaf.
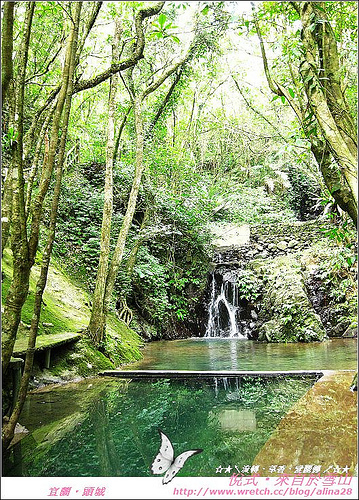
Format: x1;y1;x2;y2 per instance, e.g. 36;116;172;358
288;87;295;98
158;13;166;29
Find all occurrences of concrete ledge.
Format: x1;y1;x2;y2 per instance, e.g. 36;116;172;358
13;332;82;356
99;369;326;379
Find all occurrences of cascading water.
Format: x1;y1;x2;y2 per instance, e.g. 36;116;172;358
205;267;247;339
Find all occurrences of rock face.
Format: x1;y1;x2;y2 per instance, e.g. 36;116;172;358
213;220;334;264
251;256;327;342
343;324;358;338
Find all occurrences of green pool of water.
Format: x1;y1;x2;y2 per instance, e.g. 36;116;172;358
125;338;357;371
4;375;318;477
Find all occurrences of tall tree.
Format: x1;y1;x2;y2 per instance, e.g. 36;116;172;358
87;16;123;342
297;1;358;217
2;2;36;375
2;1;82;450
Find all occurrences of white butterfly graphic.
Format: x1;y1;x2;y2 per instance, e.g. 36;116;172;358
151;429;202;484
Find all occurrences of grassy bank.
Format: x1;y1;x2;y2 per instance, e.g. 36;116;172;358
2;249;143;385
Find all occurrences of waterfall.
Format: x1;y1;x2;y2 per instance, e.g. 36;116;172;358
205;268;247;339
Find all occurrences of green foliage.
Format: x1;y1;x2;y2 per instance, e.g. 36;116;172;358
132;247;171;325
216;185;296;225
150;13;180;43
317;245;357;304
236;269;262;302
321;212;356;248
127;191;211;332
286;168;321;220
52;170;123;290
2;127;18;149
311;219;357;328
53;145;211;335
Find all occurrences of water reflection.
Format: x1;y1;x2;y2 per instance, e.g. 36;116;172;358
229;340;238;370
4;376;318;477
213;409;257;432
126;338;357;371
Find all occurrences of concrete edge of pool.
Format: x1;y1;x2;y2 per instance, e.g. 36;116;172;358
97;369;347;378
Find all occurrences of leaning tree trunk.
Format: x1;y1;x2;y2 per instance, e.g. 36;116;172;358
300;60;358;211
2;2;82;450
25;105;55;219
252;2;358;226
299;1;358;221
311;141;357;226
126;204;152;278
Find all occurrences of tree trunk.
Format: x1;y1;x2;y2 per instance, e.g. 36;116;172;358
113;105;132;163
1;167;14;256
25;105;55;219
2;2;35;376
299;1;358;221
103;96;145;316
126;204;152;277
145;67;183;140
311;141;357;226
2;2;82;450
300;60;358;211
87;19;122;345
87;20;197;342
1;1;15;104
253;3;358;225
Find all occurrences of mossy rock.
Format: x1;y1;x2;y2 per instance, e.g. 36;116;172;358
258;313;325;343
253;255;327;343
343;321;358;338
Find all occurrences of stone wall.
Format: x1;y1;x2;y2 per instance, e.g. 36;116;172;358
212;220;334;264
